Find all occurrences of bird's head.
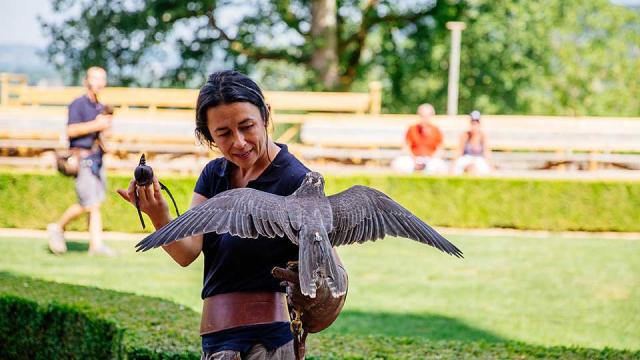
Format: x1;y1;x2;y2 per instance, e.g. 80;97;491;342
304;171;324;187
296;171;325;196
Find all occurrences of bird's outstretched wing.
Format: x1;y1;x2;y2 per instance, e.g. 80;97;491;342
135;188;295;251
327;185;463;257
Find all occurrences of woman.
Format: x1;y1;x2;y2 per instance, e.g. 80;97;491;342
452;110;493;175
117;70;346;359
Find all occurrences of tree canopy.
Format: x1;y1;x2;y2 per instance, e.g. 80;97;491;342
42;0;463;89
41;0;640;116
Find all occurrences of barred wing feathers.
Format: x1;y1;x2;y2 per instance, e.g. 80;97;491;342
327;185;463;258
135;188;295;251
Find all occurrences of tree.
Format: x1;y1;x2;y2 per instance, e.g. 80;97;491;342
41;0;462;90
42;0;640;116
528;0;640;116
376;0;557;113
377;0;640;116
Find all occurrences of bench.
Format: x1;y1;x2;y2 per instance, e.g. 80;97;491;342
297;114;640;170
0;75;382;173
0;73;382;151
0;106;208;154
3;74;639;172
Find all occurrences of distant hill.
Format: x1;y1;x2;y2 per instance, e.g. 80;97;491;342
0;43;62;85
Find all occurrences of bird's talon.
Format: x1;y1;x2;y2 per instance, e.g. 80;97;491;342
290;308;303;333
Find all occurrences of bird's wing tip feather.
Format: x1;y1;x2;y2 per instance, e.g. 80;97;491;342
450;248;464;258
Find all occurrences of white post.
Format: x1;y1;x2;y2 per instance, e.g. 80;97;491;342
446;21;466;116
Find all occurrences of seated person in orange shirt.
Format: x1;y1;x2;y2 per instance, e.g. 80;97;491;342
392;103;447;174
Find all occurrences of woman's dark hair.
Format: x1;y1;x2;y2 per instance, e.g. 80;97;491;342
195;70;270;149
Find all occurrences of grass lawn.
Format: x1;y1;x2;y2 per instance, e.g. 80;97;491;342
0;233;638;353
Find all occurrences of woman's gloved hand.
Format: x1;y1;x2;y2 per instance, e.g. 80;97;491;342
116;175;170;228
272;261;347;333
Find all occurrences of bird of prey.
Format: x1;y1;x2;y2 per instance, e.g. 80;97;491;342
136;172;463;298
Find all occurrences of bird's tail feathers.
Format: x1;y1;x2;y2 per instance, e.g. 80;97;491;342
321;239;346;298
298;229;346;298
298;239;316;298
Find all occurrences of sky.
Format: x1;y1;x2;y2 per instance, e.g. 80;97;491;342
1;0;640;47
0;0;54;46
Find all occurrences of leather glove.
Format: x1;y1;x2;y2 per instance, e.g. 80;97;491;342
272;262;347;333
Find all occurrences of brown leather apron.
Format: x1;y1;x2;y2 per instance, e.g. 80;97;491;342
200;291;290;335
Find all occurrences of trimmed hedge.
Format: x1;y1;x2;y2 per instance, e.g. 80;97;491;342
0;171;639;232
2;272;639;359
0;272;201;359
0;296;121;359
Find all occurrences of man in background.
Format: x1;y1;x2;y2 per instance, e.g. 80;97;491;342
47;66;115;256
392;103;447;174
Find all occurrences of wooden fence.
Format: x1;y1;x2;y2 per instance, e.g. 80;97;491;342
1;73;639;173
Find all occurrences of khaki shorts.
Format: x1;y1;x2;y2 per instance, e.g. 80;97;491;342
75;162;106;207
201;341;294;360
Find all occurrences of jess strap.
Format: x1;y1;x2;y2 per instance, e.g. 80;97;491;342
200;291;290;335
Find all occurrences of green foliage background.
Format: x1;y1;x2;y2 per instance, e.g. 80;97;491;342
374;0;640;115
41;0;640;116
1;171;638;232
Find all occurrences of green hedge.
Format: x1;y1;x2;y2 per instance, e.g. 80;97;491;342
2;272;638;359
0;296;121;359
1;171;638;232
0;272;200;359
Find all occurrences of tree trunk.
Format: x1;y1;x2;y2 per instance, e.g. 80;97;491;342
310;0;339;90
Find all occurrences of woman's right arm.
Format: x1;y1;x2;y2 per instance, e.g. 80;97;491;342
158;192;207;267
117;177;206;267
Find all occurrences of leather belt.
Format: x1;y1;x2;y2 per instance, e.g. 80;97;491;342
200;291;290;335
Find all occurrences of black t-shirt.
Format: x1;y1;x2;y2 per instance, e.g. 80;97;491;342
68;95;103;149
194;143;310;353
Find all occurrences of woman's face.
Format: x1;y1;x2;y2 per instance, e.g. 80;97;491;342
206;102;268;170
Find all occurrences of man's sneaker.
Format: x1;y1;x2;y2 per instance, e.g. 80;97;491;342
47;223;67;254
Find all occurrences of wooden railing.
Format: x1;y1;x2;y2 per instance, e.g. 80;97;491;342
0;73;382;115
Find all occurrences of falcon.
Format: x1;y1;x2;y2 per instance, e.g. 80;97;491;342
136;172;463;298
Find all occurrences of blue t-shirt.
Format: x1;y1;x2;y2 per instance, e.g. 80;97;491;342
68;95;103;149
194;143;310;353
